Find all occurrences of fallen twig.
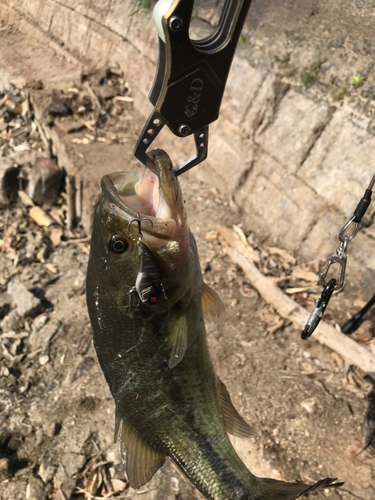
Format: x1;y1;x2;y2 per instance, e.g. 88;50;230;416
217;225;375;381
66;174;76;233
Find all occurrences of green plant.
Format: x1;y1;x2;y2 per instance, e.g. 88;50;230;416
351;74;365;87
238;33;246;44
271;55;290;66
337;88;346;100
132;0;151;14
301;60;322;88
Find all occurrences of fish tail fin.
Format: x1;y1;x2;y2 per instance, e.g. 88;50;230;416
255;477;344;500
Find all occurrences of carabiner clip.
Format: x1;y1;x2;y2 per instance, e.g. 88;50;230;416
301;279;337;340
319;236;348;292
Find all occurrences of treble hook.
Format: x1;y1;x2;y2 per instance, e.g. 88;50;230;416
128;217;153;243
126;216;166;309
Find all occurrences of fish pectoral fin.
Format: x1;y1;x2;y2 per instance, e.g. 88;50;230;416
202;283;226;323
256;477;344;500
168;313;188;368
116;412;165;489
217;378;256;439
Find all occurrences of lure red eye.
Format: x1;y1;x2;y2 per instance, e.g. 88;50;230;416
149;296;158;303
109;235;128;254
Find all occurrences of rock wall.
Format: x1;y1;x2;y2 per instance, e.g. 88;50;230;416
1;0;375;295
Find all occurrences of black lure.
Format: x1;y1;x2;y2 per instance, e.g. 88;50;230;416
133;240;165;305
127;218;166;307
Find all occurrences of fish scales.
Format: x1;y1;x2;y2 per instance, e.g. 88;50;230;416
86;149;343;500
89;238;252;497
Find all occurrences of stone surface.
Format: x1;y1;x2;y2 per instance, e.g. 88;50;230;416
105;0;132;40
0;18;81;89
29;318;61;351
38;461;56;485
235;151;325;252
26;475;48;500
125;6;158;63
299;111;375;218
7;279;44;318
242;73;290;139
0;308;24;332
297;210;343;263
28;158;62;206
194;0;218;23
256;90;334;173
200;119;254;194
221;59;268;126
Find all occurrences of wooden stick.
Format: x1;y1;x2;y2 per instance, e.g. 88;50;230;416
75;173;82;220
66;174;76;232
216;225;375;381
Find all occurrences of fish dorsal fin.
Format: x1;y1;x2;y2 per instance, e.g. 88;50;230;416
217;378;256;439
202;283;226;323
168;313;188;368
115;411;165;489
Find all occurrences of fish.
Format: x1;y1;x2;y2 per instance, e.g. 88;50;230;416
86;149;343;500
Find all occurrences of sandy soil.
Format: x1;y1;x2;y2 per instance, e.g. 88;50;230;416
1;166;375;500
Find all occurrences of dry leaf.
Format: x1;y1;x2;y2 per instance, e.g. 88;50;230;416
45;263;58;274
84;469;102;497
300;361;316;375
264;246;296;265
226;225;260;263
204;230;217;241
50;227;63;247
352;327;373;343
286;286;315;294
49;207;64;226
258;307;280;325
18;190;34;207
110;478;126;493
114;95;133;102
29;206;54;227
291;267;318;283
232;225;248;246
300;397;316;413
229;196;238;211
266;318;285;335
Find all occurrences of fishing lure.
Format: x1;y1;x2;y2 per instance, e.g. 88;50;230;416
127;218;167;307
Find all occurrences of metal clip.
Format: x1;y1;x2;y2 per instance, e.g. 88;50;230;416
338;216;360;243
301;279;337;340
319;236;348;292
134;0;253;174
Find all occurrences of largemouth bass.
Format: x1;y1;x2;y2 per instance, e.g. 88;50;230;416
86;149;343;500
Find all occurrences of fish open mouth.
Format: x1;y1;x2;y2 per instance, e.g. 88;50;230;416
101;150;186;241
133;169;173;219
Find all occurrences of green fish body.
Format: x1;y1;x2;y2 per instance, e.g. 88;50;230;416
86;149;342;500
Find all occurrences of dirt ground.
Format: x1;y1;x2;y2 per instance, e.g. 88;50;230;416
1;27;375;500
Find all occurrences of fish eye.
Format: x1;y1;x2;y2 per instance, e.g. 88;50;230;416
109;235;129;254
